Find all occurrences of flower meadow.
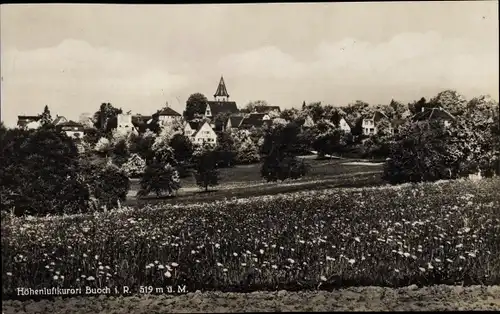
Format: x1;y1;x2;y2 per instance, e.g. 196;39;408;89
2;178;500;299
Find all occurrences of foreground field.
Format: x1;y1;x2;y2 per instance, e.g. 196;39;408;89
2;177;499;300
2;285;500;313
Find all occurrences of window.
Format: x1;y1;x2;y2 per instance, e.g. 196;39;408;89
370;128;374;133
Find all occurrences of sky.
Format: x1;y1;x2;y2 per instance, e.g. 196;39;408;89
1;2;498;127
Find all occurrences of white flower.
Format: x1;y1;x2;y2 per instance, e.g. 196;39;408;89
272;265;278;269
287;258;295;264
87;276;95;281
217;263;223;267
171;262;178;267
403;252;410;258
6;272;12;276
419;267;426;272
223;268;228;272
446;259;453;263
53;275;59;280
233;253;238;257
354;237;360;242
428;263;434;270
259;249;264;255
158;265;165;270
468;252;476;258
435;258;441;263
164;271;172;278
320;276;327;281
241;263;247;267
191;250;196;254
348;259;356;265
215;243;220;249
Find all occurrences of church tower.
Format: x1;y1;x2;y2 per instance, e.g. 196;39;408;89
214;76;230;102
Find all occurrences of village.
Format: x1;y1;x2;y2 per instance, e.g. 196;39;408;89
15;75;459;149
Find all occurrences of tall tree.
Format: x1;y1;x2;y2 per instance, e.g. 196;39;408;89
93;103;123;133
194;149;220;192
40;105;53;126
389;99;406;120
184;93;208;120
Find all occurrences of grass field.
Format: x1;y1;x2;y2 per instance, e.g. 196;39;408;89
127;158;385;206
3;176;499;300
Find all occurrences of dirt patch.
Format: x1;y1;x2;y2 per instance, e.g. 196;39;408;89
3;285;499;313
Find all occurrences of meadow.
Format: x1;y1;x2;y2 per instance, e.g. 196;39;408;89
127;158;385;206
2;176;499;300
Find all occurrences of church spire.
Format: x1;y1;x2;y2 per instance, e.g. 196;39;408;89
214;75;230;101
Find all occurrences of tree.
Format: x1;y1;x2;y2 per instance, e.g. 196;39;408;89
80;160;130;210
304;102;325;123
184;93;208;120
40;105;53;126
93;102;123;133
389;99;406;120
95;137;113;158
112;138;130;168
121;153;146;178
214;131;237;168
383;116;498;184
408;97;428;115
236;137;260;164
137;161;181;198
212;112;232;131
194;149;220;192
83;128;105;150
129;130;156;161
429;90;468;117
1;128;89;216
169;134;194;164
260;122;308;181
312;123;345;158
241;100;269;113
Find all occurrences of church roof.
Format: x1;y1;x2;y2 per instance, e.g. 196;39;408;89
214;76;230;98
206;101;239;116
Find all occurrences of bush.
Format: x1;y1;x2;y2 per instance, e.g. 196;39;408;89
80;158;130;210
194;150;220;192
121;153;146;178
0;128;89;216
137;162;181;198
261;154;309;182
383;119;497;184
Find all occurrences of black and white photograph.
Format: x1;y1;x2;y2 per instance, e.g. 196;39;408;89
1;2;499;313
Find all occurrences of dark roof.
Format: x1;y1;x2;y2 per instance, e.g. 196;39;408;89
214;76;230;98
227;115;244;128
412;107;456;122
157;107;181;116
17;115;41;127
132;115;152;125
206;101;239;116
187;121;201;130
391;119;406;128
254;105;281;113
239;113;270;129
372;111;389;122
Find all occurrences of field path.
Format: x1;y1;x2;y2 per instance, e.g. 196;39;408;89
3;285;499;313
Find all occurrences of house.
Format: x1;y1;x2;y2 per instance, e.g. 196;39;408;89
203;76;240;118
116;113;138;135
53;115;68;125
184;121;201;137
239;113;273;130
56;121;85;138
338;117;353;133
78;113;94;128
362;111;391;136
190;121;218;145
17;115;41;129
225;115;245;131
156;105;182;126
411;107;456;127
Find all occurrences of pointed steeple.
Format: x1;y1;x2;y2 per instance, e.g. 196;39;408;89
214;76;230;101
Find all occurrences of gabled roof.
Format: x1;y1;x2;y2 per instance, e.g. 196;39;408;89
205;101;239;116
186;121;201;130
214;76;230;98
253;105;281;113
58;120;84;127
192;121;215;137
227;115;244;128
239;113;270;129
157;107;181;116
53;116;67;125
412;107;456;122
338;117;354;128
